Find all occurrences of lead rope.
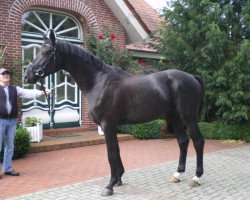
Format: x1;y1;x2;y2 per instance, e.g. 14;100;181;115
40;79;54;128
39;79;49;103
40;44;56;128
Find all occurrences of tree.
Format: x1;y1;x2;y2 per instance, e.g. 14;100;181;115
155;0;250;123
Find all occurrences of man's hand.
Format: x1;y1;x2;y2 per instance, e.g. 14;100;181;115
45;89;51;95
41;89;51;95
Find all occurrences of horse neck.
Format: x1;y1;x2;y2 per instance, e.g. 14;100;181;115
61;54;100;93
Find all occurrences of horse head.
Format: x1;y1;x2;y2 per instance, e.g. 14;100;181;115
25;30;60;84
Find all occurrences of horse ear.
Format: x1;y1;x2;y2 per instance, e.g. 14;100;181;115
49;30;56;45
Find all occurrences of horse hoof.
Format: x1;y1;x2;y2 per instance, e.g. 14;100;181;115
115;181;122;187
189;180;200;187
101;189;113;196
170;176;180;183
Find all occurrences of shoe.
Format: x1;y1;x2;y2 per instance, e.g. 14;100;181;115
4;169;19;176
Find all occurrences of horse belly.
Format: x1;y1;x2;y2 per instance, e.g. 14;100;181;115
117;78;171;123
124;93;170;124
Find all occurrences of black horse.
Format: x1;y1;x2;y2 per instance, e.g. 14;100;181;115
25;31;205;196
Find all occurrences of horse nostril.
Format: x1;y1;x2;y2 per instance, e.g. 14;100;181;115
24;76;27;80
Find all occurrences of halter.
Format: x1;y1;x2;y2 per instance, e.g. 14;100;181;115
35;43;56;77
36;43;56;107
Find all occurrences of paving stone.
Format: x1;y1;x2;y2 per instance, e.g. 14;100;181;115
7;146;250;200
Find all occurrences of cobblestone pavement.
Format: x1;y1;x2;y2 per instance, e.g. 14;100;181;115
7;145;250;200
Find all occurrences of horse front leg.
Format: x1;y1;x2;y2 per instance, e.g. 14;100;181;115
116;156;125;186
101;124;124;196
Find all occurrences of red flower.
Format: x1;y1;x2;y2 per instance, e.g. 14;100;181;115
138;60;144;65
98;34;104;40
109;33;116;40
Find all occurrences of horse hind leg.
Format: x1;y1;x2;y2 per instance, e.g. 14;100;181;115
167;113;189;183
187;122;205;187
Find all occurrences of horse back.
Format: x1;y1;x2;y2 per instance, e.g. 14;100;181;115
111;72;173;124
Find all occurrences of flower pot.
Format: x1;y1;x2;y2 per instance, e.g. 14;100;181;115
25;123;43;143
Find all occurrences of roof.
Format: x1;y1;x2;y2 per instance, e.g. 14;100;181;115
125;0;163;56
104;0;163;57
126;41;156;52
125;40;164;60
126;0;163;33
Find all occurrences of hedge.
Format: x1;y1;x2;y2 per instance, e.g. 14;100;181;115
0;125;31;162
118;120;250;142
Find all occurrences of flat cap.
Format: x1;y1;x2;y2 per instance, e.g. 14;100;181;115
0;68;10;74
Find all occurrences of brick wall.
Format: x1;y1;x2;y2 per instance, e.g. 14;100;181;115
0;0;127;130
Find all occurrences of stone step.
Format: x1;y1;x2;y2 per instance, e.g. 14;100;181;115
29;131;135;153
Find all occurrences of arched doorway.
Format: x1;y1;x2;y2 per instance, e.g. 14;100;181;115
21;9;83;129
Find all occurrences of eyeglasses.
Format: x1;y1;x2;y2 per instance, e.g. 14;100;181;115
1;72;10;76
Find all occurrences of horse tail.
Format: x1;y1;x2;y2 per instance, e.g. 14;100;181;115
194;75;204;119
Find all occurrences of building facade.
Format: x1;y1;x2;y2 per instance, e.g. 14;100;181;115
0;0;161;131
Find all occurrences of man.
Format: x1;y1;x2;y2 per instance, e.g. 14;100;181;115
0;68;48;179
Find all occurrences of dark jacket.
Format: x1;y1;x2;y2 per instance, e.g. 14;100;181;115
0;85;18;119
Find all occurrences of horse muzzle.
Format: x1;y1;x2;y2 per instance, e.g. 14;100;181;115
24;63;39;84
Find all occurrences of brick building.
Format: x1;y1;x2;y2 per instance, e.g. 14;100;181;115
0;0;162;131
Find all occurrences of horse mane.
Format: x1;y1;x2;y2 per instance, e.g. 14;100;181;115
55;39;117;74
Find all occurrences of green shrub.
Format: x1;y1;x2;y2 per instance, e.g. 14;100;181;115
118;119;250;142
85;26;143;75
117;124;133;136
13;125;31;159
0;125;31;161
118;120;165;139
199;121;250;142
245;135;250;143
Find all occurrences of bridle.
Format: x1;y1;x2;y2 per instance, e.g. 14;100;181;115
35;43;56;105
35;43;56;77
27;29;57;127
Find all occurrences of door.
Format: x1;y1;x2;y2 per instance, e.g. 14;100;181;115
21;9;83;128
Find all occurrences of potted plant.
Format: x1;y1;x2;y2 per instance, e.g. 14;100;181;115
24;117;43;143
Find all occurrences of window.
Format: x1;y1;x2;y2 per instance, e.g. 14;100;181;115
22;9;83;44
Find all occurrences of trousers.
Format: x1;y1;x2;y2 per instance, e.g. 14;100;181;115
0;118;16;172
